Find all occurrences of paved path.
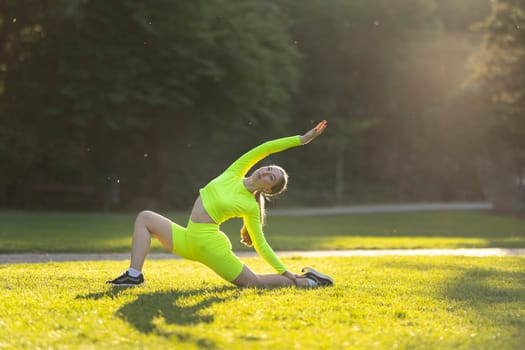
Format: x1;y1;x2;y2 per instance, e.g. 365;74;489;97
268;201;493;216
2;248;524;264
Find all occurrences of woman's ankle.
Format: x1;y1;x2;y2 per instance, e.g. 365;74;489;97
295;277;312;288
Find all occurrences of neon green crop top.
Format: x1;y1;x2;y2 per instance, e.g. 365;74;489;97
199;135;302;274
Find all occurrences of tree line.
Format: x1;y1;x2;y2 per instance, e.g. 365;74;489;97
0;0;523;211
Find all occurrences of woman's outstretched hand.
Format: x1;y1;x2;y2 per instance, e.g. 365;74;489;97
300;120;328;145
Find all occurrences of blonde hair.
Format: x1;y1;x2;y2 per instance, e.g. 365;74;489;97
240;166;288;247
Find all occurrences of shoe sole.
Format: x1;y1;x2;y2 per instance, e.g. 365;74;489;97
301;267;334;286
108;282;144;287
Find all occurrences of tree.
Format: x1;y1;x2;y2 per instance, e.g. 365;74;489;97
0;0;71;207
0;0;301;209
466;0;525;151
465;0;525;210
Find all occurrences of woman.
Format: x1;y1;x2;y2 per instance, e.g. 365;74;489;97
107;120;333;288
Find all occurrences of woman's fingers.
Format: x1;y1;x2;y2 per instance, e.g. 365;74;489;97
314;120;328;132
314;120;327;134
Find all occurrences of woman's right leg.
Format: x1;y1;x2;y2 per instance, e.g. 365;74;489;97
232;265;311;288
130;210;174;271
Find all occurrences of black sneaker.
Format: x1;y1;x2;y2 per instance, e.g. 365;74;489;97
301;267;334;286
106;271;144;286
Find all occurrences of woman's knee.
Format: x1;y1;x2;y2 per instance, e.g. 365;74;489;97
232;275;259;287
231;266;260;287
136;210;166;231
136;210;174;251
136;210;155;224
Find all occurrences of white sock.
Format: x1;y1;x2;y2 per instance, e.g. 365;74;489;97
127;268;142;277
306;278;318;287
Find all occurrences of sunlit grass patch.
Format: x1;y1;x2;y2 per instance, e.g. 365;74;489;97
1;256;524;349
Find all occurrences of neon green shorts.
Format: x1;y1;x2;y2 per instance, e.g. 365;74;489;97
171;219;244;282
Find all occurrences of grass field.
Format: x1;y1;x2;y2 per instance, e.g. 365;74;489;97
0;210;524;253
1;210;524;349
1;256;524;349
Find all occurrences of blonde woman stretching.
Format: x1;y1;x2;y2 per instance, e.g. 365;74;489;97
107;120;333;288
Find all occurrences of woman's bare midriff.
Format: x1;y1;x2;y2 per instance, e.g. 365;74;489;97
190;196;216;223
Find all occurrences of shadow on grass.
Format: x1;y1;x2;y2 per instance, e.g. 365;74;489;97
441;267;525;328
78;285;239;348
380;260;525;332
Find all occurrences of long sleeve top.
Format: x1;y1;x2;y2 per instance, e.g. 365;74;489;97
199;135;302;273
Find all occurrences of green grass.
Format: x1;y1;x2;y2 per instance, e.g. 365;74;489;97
0;210;524;253
1;256;524;349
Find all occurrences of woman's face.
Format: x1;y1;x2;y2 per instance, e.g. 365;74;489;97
252;166;282;193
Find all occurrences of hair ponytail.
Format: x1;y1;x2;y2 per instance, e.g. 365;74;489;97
240;191;266;247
